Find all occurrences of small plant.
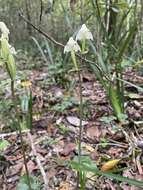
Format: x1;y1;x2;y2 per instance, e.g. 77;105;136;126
64;24;93;189
71;156;96;190
52;96;77;113
17;175;42;190
71;156;143;188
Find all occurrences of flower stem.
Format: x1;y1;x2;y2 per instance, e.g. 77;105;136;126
77;69;84;190
77;69;83;164
71;51;78;71
71;50;84;189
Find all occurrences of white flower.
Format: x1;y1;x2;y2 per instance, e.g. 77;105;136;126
9;45;17;55
0;22;9;39
64;37;81;53
76;24;93;41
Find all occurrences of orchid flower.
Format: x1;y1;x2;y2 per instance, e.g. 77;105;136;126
64;37;81;70
0;22;10;40
64;37;81;53
76;24;93;41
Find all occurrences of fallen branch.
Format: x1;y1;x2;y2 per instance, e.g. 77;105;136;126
27;132;49;190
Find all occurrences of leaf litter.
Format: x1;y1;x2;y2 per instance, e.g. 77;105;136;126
0;69;143;189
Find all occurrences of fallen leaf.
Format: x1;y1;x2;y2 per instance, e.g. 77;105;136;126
60;143;76;156
86;126;102;141
21;160;37;175
101;159;120;172
81;142;95;152
107;147;123;157
6;163;23;177
66;116;88;127
21;80;32;88
58;181;71;190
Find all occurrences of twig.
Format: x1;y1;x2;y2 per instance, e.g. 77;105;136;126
27;132;49;190
39;0;43;25
0;129;30;139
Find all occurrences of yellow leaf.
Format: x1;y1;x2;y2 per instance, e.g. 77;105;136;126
101;159;120;172
82;144;95;152
21;81;32;88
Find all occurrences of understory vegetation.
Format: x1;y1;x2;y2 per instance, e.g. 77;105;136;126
1;0;143;189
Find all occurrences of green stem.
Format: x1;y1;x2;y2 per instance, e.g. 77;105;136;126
27;90;33;131
71;50;84;189
77;66;84;190
82;39;86;53
78;70;83;164
11;80;32;190
71;51;78;71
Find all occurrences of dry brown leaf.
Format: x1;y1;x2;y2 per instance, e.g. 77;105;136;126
86;126;101;141
107;147;123;157
60;143;76;156
58;181;71;190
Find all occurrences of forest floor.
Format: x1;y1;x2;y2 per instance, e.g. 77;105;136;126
0;63;143;190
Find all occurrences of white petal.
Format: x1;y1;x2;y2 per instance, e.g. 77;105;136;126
0;22;9;39
76;24;93;41
64;37;81;53
9;45;17;55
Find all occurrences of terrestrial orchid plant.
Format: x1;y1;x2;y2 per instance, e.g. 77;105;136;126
0;22;32;190
64;24;93;189
64;25;143;189
0;22;16;81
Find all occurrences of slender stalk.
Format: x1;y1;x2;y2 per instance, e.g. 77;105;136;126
80;0;83;23
11;80;32;190
77;69;83;164
71;51;84;189
78;70;84;190
76;65;84;190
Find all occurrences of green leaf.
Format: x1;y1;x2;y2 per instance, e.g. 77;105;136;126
0;140;10;151
100;116;116;124
1;38;9;59
31;36;48;63
17;175;42;190
89;41;109;74
72;161;143;187
118;23;137;59
7;54;16;80
44;39;54;65
70;156;98;172
108;85;122;119
117;78;143;92
21;95;29;112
